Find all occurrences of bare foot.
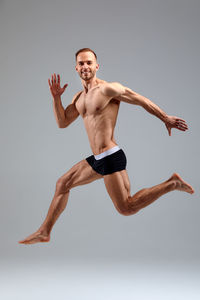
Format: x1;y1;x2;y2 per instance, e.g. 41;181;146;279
170;173;194;194
18;230;50;245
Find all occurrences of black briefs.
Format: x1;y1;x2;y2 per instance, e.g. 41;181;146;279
86;147;127;176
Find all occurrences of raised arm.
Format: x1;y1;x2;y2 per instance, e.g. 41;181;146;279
101;82;188;136
48;73;80;128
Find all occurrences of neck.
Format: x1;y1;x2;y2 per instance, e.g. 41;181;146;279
81;76;99;93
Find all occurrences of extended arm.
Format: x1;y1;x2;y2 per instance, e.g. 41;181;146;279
48;73;80;128
101;82;188;136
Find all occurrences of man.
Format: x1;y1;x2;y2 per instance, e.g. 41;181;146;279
19;48;194;244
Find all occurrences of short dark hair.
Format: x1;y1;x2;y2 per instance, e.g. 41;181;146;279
75;48;97;61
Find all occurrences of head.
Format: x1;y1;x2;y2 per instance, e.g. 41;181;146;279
75;48;99;82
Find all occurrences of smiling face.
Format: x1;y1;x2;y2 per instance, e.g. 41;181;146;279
75;51;99;82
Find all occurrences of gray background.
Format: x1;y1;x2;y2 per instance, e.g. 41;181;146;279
0;0;199;299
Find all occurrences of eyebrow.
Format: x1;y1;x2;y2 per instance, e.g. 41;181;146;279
78;60;93;63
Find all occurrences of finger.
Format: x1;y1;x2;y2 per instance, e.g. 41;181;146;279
177;126;187;130
179;126;188;131
48;78;51;87
57;74;60;85
176;120;187;126
177;127;187;131
63;83;68;90
53;73;56;83
181;124;188;129
176;123;188;129
181;125;188;130
166;125;171;136
51;74;54;85
177;118;186;122
175;121;188;129
177;122;188;129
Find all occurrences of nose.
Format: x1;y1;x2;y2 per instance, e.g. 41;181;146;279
83;63;89;68
82;64;90;72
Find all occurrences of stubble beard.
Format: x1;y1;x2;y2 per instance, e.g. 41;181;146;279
80;70;95;81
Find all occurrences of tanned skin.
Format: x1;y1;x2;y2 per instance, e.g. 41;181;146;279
19;51;194;244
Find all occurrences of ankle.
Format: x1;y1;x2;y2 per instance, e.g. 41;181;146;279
38;226;50;236
165;178;176;191
169;180;177;190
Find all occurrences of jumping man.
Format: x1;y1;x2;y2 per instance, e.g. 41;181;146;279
19;48;194;244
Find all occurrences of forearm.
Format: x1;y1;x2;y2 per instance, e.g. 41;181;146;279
138;95;168;122
124;88;168;123
103;82;168;123
52;96;66;127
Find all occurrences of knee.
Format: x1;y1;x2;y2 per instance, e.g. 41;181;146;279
56;175;72;194
118;208;139;216
116;200;139;216
116;203;131;216
118;209;130;216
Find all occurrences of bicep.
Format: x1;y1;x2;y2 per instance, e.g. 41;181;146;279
62;92;81;127
64;104;79;128
64;103;79;124
115;87;145;106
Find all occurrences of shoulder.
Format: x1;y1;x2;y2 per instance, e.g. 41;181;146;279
100;82;125;97
72;90;83;104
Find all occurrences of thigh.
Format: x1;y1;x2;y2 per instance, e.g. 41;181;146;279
104;170;131;214
59;159;103;190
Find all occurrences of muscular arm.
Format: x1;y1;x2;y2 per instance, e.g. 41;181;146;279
48;73;80;128
101;82;167;121
53;93;80;128
101;82;188;135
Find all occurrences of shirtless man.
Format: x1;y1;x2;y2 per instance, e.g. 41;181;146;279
19;48;194;244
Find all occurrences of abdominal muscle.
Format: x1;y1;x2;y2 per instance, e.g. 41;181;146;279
83;114;118;155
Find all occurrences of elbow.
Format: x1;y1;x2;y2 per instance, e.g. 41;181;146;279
58;121;68;128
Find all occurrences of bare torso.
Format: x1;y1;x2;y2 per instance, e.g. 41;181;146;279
75;80;120;155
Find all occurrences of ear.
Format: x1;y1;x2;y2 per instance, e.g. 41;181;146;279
96;64;99;71
75;66;78;72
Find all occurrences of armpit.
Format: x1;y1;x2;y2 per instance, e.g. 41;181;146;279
111;98;120;105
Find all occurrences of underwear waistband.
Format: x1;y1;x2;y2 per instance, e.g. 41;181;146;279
94;145;120;160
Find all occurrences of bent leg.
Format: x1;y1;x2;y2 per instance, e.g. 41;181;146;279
19;160;102;244
104;171;194;216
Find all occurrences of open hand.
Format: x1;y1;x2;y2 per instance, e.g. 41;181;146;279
165;115;188;136
48;73;68;98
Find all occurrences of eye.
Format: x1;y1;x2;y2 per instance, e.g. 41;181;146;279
79;62;84;66
87;61;92;65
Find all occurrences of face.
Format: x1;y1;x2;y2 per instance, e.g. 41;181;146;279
75;51;99;81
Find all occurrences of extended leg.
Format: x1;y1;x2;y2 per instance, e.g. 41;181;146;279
19;160;102;244
104;171;194;216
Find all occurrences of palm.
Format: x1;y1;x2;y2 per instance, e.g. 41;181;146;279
51;83;64;97
48;73;68;98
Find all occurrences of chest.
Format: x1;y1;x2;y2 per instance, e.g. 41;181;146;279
75;87;110;116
